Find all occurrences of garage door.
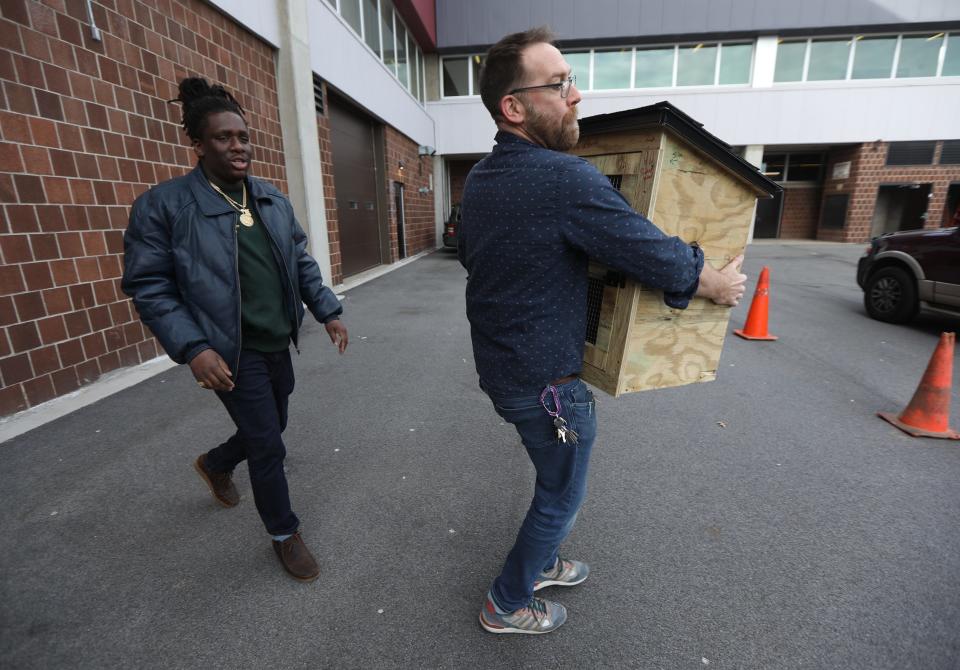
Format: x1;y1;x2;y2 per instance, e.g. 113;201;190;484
328;96;382;277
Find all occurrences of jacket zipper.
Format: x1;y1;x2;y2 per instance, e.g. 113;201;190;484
258;203;301;355
233;220;243;376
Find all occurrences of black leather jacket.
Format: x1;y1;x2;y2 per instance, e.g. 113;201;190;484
121;165;342;374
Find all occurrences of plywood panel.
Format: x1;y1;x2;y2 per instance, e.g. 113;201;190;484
575;130;662;157
649;133;753;263
583;149;660;218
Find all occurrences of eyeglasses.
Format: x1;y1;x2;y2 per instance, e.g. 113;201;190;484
509;75;577;99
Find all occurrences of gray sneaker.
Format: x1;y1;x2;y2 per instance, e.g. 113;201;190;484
479;593;567;634
534;557;589;591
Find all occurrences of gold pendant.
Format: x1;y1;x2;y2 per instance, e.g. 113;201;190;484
239;209;254;227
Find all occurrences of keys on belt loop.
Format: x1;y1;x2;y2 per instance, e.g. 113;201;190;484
539;384;579;445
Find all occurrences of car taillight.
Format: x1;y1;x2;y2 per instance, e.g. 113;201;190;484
445;225;455;234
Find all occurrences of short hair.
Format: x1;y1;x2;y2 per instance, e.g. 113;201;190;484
478;26;556;121
169;77;246;141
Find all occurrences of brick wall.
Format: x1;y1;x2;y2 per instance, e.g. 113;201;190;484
384;125;434;260
778;186;821;239
0;0;285;417
819;141;960;242
447;159;475;207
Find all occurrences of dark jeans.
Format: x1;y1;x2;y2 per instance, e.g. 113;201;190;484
484;377;597;612
205;349;299;536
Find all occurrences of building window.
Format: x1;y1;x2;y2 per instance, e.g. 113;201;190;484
442;58;469;96
761;153;824;182
774;40;806;82
821;194;849;229
719;43;752;84
897;33;943;78
380;1;396;74
593;48;632;89
471;55;483;93
944;34;960;76
340;0;362;35
677;43;717;86
807;38;849;81
362;0;380;55
634;47;673;87
940;140;960;165
851;36;896;79
396;22;409;89
564;51;591;88
886;141;936;166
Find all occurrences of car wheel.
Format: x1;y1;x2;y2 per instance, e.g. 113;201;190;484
864;266;919;323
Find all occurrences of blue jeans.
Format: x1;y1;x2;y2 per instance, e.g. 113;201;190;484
205;349;300;536
484;377;597;612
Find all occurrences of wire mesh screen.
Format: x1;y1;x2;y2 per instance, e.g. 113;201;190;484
585;276;605;345
607;174;623;190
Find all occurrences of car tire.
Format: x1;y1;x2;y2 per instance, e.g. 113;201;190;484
864;266;919;323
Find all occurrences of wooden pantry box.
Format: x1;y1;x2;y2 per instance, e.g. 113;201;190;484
572;101;780;396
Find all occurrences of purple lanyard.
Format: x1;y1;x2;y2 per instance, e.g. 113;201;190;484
539;385;562;418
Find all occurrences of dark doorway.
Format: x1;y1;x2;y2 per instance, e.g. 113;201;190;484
870;184;932;236
753;190;783;238
944;183;960;227
328;96;382;277
394;182;406;259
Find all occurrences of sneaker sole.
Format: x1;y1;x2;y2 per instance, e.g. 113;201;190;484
478;612;564;635
533;573;589;591
193;457;238;508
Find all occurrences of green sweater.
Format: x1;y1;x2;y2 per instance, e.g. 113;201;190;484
223;185;291;352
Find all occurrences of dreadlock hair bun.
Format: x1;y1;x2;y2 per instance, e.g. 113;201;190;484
170;76;246;141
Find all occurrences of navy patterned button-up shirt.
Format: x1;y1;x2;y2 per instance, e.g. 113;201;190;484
459;131;705;396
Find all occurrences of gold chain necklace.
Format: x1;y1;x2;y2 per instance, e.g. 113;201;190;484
209;180;254;227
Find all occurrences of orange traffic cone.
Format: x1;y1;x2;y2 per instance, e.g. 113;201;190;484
878;332;959;440
734;266;777;341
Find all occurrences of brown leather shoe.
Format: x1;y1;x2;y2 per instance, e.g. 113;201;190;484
272;532;320;582
193;454;239;507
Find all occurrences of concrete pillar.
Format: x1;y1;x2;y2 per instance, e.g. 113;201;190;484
753;37;778;88
743;144;765;243
433;155;445;247
275;0;332;283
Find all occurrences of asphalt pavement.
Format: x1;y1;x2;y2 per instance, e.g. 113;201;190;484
1;242;958;669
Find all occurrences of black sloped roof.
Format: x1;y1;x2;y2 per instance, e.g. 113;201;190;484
578;101;781;197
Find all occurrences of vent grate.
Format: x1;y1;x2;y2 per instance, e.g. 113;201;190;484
312;73;324;114
585;276;605;345
886;141;935;166
607;174;623;190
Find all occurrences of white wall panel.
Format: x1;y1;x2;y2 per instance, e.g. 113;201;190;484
308;1;434;147
204;0;281;47
428;81;960;155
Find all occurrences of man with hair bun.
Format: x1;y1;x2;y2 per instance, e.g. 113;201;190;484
122;76;347;582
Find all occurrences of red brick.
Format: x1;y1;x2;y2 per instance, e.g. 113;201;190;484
13;290;44;320
63;310;90;339
4;81;36;115
57;123;83;151
118;343;140;367
14;174;45;202
0;295;14;326
48;259;76;286
12;53;43;87
56;337;83;366
93;181;116;205
81;331;106;358
0;351;32;385
21;261;52;290
96;155;120;181
68;180;95;205
0;141;22;171
88;304;111;330
6;205;37;232
42;176;70;204
28;1;57;37
0;264;25;295
81;127;105;154
37;314;66;343
35;89;63;121
97;254;121;279
81;231;106;255
74;257;100;283
0;234;32;263
97;349;120;374
76;357;99;383
0;111;33;143
29;344;59;375
0;384;27;416
47;37;74;70
103;325;123;349
92;278;116;304
74;153;99;179
85;102;108;129
61;206;87;231
56;231;83;257
29;233;58;260
0;174;15;205
8;321;40;352
29;117;58;147
61;97;86;125
48;149;76;177
104;230;122;254
43;63;70;96
23;374;55;405
1;0;31;25
42;286;69;314
20;145;52;174
68;282;94;309
137;338;158;361
51;366;79;394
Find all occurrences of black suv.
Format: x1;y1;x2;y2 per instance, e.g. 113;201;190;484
857;225;960;323
442;204;461;249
